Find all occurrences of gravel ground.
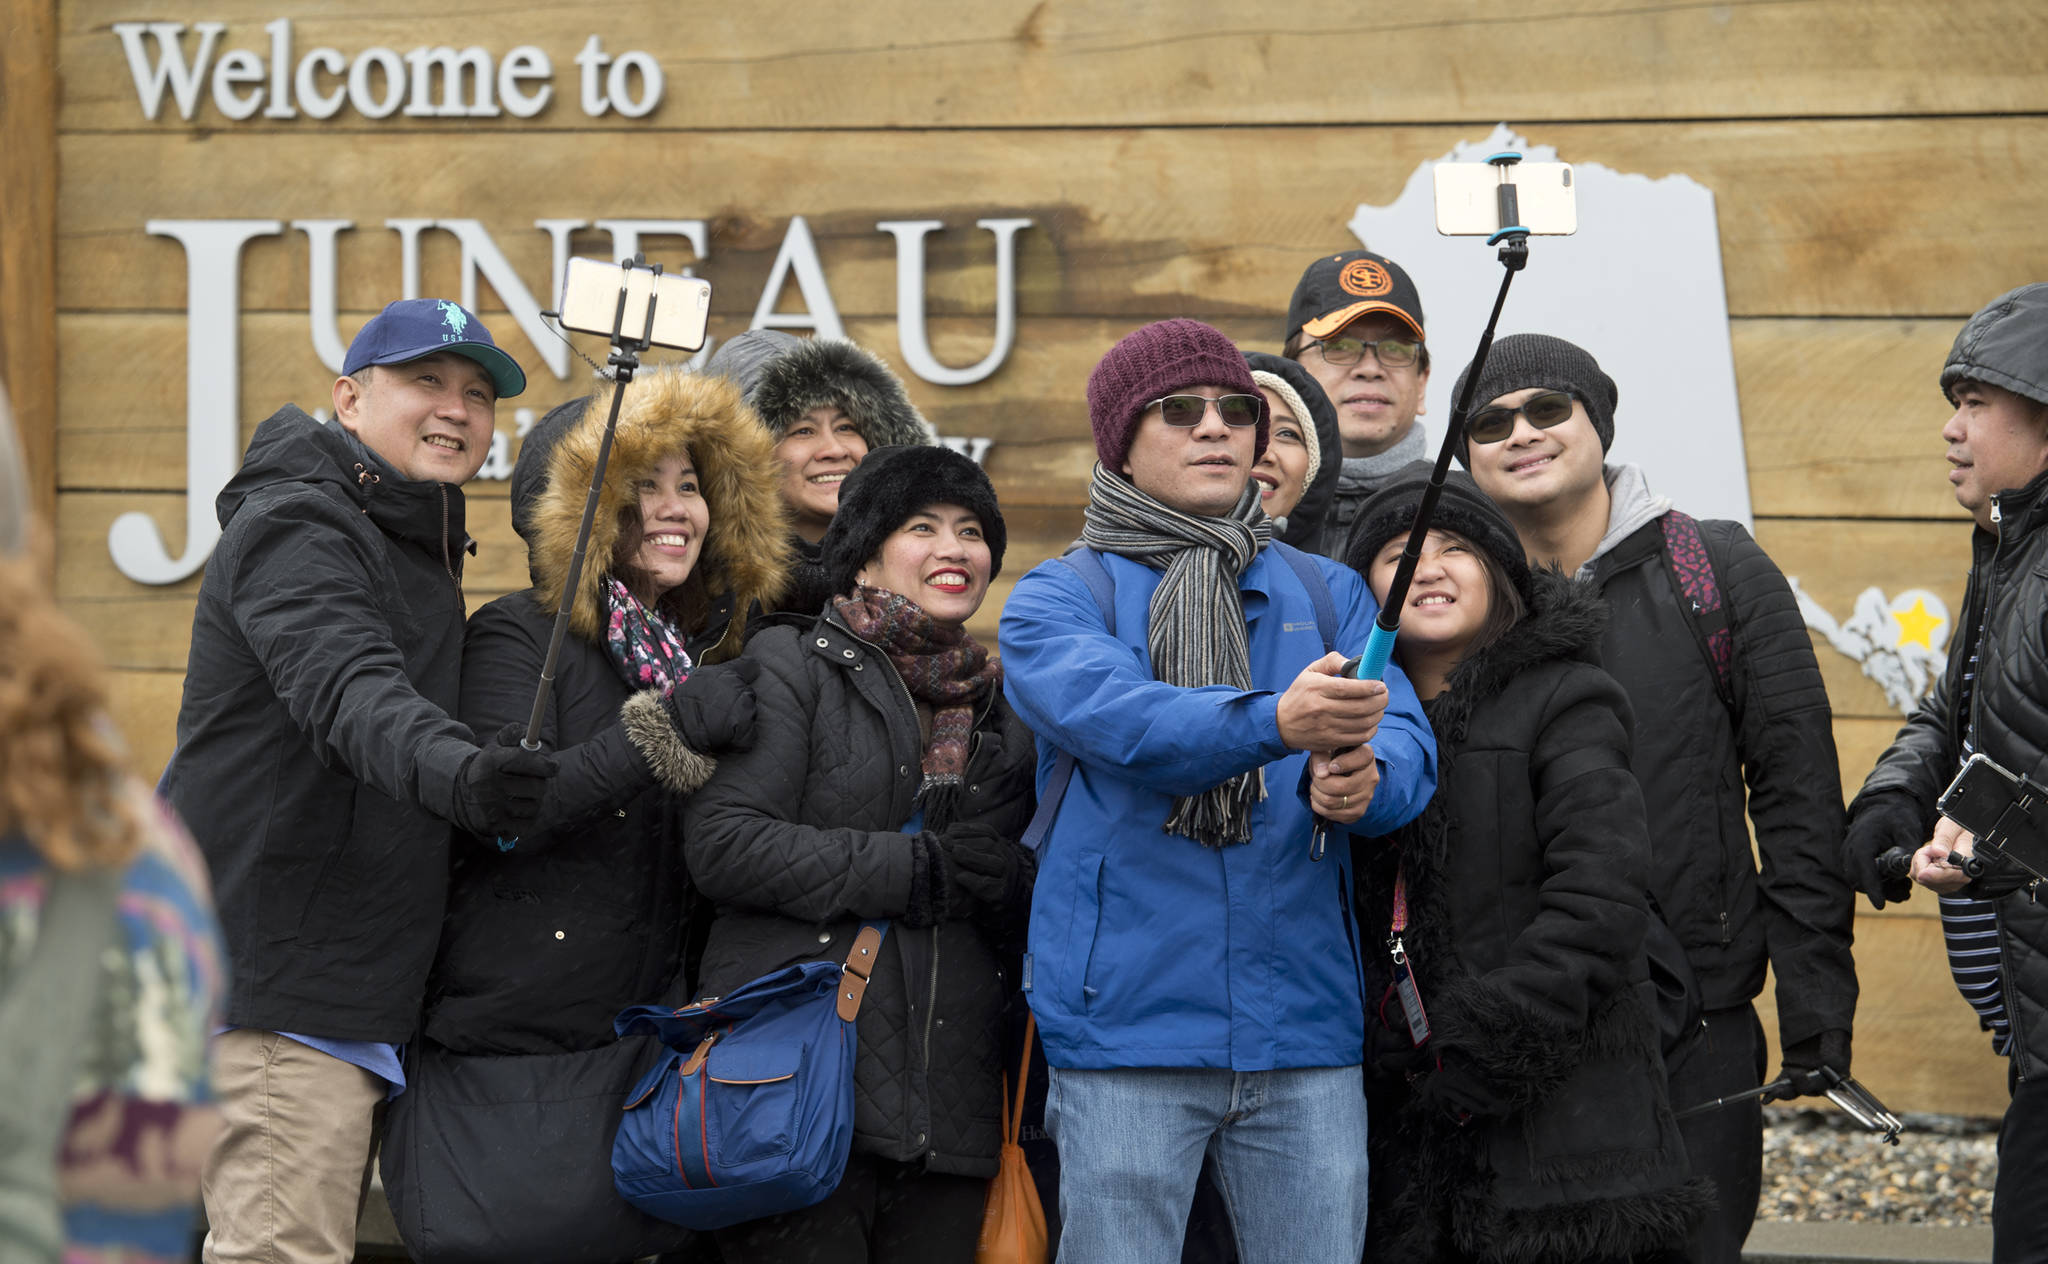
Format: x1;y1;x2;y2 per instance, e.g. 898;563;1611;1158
1758;1104;2000;1226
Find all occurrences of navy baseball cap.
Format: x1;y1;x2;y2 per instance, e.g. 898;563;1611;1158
343;298;527;399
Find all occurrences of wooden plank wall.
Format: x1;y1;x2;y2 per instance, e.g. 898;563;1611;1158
43;0;2048;1118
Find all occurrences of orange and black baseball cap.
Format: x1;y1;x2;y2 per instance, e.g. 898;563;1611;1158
1285;250;1425;349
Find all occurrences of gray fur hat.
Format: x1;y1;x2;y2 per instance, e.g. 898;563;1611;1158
743;338;936;448
0;379;26;558
704;329;804;400
1942;284;2048;407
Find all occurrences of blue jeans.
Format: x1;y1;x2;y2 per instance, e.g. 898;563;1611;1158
1044;1064;1369;1264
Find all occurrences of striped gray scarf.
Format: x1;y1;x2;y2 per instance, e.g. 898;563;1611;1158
1081;465;1273;847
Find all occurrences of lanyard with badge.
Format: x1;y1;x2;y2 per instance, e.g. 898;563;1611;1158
1386;867;1430;1045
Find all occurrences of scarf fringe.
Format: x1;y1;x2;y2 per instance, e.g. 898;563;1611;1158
1082;466;1272;849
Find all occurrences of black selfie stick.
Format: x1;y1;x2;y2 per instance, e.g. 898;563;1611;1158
522;256;664;751
1309;152;1533;861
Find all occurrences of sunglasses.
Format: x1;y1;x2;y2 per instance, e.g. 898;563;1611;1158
1466;390;1576;445
1148;393;1262;428
1303;335;1421;369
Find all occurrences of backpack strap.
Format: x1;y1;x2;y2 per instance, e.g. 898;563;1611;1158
1270;541;1338;655
1658;510;1735;711
1016;549;1120;856
1057;547;1117;638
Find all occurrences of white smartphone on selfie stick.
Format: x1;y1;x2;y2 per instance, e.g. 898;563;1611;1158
1434;161;1578;237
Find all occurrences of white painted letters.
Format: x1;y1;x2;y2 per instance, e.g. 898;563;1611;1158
109;220;283;585
879;218;1030;386
750;217;847;341
114;21;225;121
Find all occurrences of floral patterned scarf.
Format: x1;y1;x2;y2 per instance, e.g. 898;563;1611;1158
831;585;1002;830
602;575;692;696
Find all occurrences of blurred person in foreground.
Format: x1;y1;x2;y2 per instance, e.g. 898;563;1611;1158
1845;284;2048;1264
0;385;226;1263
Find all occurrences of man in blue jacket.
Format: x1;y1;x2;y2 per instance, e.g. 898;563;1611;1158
1000;319;1436;1264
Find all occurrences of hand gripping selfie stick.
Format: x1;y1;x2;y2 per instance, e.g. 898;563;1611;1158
521;256;705;751
1310;153;1535;861
1676;1066;1905;1146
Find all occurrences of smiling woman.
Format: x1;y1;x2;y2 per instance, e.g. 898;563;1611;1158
681;443;1036;1260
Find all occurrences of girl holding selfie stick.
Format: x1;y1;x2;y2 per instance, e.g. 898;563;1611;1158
1344;465;1706;1264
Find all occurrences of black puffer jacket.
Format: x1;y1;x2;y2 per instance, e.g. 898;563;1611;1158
1358;573;1708;1264
682;610;1036;1179
164;407;477;1041
423;368;791;1055
1855;467;2048;1079
1586;508;1857;1047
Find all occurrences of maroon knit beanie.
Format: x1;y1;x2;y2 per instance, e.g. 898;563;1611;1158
1087;319;1267;475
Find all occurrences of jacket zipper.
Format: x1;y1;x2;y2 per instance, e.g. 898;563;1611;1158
438;485;459;588
1973;497;2026;1078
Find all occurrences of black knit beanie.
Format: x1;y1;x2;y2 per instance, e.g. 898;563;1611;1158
1345;461;1535;610
1450;333;1617;466
820;445;1007;599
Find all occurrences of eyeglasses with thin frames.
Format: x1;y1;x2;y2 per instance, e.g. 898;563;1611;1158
1147;394;1262;428
1303;334;1422;369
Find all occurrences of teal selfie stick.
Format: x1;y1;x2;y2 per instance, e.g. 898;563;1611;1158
1311;154;1535;857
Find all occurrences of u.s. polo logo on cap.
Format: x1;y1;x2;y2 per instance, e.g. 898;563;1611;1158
1339;259;1393;297
438;300;469;340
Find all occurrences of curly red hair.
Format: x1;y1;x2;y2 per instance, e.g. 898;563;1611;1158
0;554;142;871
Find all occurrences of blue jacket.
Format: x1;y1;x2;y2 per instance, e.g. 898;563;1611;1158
999;546;1436;1071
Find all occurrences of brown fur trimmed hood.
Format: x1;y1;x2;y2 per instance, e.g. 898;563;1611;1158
528;367;792;659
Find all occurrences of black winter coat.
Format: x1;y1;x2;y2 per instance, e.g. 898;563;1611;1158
164;407;477;1041
423;591;695;1054
1358;574;1707;1264
1856;468;2048;1079
682;610;1037;1179
1586;514;1857;1044
421;366;793;1055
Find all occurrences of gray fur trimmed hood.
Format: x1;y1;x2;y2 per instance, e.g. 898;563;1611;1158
746;338;936;449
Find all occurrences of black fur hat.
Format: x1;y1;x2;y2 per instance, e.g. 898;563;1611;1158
1345;460;1535;609
820;446;1006;600
747;338;936;449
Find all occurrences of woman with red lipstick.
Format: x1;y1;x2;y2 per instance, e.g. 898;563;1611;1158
1341;465;1705;1264
684;445;1038;1264
387;367;793;1263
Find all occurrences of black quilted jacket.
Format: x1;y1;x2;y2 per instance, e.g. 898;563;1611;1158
1855;467;2048;1079
1585;514;1857;1047
681;610;1037;1178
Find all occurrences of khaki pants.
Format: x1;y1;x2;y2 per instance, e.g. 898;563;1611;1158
201;1029;386;1264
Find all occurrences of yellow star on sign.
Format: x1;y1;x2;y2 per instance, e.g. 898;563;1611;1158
1893;597;1943;650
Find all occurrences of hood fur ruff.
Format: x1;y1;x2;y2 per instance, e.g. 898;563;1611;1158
531;367;792;655
747;338;937;448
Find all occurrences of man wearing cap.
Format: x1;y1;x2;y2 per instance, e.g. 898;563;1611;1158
1844;284;2048;1263
161;299;560;1264
1000;319;1436;1263
1457;333;1858;1264
1283;250;1432;559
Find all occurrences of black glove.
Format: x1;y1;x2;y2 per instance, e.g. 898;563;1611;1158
663;658;760;753
1842;791;1923;909
451;722;558;841
1365;1015;1432;1080
1415;1056;1512;1121
937;823;1030;922
1772;1028;1852;1100
905;830;952;929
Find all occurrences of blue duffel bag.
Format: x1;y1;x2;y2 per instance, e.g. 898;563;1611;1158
611;921;887;1230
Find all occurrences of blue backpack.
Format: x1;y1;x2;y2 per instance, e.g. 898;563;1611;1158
610;922;888;1230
